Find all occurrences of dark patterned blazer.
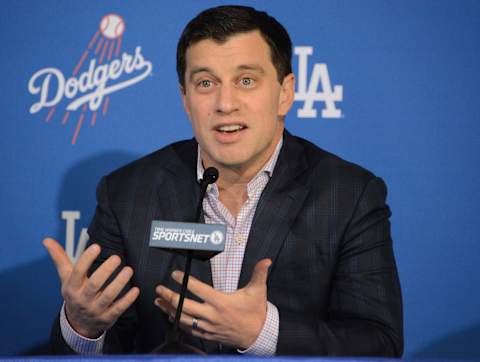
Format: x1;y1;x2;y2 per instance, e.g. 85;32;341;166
51;130;403;356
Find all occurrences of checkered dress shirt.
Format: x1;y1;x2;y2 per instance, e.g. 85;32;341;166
197;139;282;356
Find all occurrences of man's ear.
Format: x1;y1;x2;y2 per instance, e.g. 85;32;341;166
179;84;191;119
278;73;295;117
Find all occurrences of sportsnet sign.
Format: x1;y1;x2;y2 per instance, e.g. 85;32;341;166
28;14;153;144
150;220;226;260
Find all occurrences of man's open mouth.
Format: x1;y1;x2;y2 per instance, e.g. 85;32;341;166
215;124;247;133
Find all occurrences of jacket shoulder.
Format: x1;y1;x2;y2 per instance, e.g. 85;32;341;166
290;134;377;186
97;138;196;199
108;139;195;181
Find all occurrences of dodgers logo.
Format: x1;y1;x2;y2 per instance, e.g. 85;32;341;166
294;46;343;119
28;14;153;144
210;230;224;245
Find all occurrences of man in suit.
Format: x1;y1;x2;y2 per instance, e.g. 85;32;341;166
44;5;403;356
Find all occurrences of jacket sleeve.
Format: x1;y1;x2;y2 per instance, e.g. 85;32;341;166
277;177;403;356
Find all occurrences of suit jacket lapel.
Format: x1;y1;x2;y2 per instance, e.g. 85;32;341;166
238;132;310;288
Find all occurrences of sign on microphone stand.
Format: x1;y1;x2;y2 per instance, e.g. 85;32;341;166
150;220;226;260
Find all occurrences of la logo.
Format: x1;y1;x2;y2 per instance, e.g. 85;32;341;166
62;211;89;262
294;46;343;118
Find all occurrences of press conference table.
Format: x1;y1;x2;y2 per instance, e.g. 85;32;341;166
1;356;478;362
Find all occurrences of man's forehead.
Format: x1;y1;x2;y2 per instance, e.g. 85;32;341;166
184;31;272;72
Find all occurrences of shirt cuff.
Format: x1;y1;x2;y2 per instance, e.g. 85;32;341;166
238;301;279;356
60;303;105;354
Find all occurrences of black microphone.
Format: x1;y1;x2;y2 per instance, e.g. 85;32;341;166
202;166;219;185
152;167;221;355
195;167;218;222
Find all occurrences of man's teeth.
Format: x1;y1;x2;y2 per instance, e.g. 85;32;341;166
217;125;245;132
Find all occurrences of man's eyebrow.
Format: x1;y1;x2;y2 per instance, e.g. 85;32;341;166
188;67;214;82
237;64;265;74
188;64;266;81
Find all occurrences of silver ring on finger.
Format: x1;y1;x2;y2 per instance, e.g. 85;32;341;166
192;317;199;330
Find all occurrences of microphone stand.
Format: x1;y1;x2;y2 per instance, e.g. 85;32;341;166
153;167;218;354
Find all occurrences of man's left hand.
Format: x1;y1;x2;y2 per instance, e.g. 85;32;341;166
154;258;271;349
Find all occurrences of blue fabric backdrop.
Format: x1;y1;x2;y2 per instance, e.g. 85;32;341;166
1;0;479;357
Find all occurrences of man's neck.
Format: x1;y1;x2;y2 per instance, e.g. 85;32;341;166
202;142;279;190
205;160;261;218
200;134;282;217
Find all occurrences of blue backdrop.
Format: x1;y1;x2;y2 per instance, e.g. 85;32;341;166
1;0;479;357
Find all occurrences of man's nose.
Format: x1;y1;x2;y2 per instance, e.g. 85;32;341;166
215;84;239;114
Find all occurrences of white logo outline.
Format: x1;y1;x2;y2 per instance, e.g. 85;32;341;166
294;46;343;119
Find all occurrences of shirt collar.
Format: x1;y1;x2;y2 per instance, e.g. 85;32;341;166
196;137;283;183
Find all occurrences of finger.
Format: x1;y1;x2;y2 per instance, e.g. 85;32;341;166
171;271;220;304
179;313;216;334
95;266;134;310
84;255;122;298
155;285;208;319
68;243;101;289
154;297;182;325
155;285;181;308
247;258;271;289
43;238;72;283
103;286;140;322
154;297;175;316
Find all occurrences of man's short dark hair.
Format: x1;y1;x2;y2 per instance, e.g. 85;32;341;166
176;5;293;90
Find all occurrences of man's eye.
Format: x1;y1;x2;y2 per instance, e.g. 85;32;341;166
199;80;212;88
240;78;254;87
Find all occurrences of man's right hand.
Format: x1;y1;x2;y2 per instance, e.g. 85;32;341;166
43;238;140;339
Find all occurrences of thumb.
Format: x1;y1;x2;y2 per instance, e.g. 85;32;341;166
247;258;272;289
43;237;73;284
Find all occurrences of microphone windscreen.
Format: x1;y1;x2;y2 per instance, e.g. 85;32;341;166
203;167;219;184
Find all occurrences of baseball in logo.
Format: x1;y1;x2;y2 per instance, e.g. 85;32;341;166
100;14;125;39
28;14;153;144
